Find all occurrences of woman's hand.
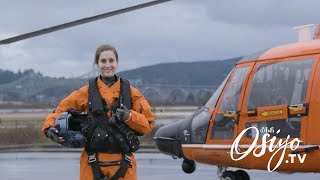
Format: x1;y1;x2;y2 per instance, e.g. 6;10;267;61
45;126;65;143
115;104;131;122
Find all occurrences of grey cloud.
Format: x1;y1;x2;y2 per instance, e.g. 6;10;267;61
190;0;320;27
0;0;319;77
0;0;147;35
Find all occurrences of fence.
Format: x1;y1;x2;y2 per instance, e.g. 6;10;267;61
0;119;159;146
0;119;50;145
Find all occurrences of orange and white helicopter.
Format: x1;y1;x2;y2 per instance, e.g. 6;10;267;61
1;1;319;179
154;24;320;180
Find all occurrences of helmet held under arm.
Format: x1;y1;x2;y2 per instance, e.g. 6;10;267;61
54;109;86;148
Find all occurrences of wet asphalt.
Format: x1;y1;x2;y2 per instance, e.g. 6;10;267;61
0;152;319;180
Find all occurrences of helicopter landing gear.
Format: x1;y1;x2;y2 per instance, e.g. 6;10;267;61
234;170;250;180
217;166;250;180
182;158;196;174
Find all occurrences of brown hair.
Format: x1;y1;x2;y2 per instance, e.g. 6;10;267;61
94;44;119;64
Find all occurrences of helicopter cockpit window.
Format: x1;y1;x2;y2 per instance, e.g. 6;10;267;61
191;108;212;144
247;59;313;109
205;72;231;109
218;67;249;112
211;66;249;140
245;59;313;139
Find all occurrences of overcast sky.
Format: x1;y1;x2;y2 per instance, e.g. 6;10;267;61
0;0;319;77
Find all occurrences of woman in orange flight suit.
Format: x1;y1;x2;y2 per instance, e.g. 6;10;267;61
41;44;154;180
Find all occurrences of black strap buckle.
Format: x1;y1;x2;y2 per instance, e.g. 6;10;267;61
81;125;90;133
88;153;97;163
104;105;113;111
124;154;131;163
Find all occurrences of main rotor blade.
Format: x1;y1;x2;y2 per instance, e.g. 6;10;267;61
0;0;172;45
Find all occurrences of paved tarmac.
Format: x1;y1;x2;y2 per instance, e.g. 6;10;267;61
0;152;319;180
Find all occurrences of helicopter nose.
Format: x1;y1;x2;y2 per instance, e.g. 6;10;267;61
154;120;184;158
154;118;191;158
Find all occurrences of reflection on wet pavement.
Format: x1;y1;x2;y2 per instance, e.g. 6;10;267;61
0;152;319;180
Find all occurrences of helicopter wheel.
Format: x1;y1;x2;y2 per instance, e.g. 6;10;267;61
221;170;237;180
181;158;196;174
234;170;250;180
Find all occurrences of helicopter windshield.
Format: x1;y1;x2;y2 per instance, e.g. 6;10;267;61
190;71;232;143
211;66;250;140
247;59;314;109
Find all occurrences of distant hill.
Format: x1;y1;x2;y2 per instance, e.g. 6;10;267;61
118;57;239;86
0;57;240;105
0;69;30;85
0;69;86;102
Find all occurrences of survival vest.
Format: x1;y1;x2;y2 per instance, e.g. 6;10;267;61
83;76;140;180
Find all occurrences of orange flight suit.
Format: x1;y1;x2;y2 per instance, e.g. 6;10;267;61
41;77;155;180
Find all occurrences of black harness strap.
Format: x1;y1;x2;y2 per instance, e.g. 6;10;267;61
107;78;140;152
87;152;108;180
86;77;134;180
119;78;132;110
86;78;108;180
88;78;105;116
111;153;132;180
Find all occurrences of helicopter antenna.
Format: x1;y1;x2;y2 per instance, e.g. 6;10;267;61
0;0;172;45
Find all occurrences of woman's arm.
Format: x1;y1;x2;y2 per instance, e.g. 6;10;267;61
124;87;155;134
41;85;88;136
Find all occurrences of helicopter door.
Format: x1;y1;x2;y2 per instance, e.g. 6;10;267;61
240;58;316;143
207;63;254;143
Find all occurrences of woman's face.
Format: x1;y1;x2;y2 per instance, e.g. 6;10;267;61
97;50;118;77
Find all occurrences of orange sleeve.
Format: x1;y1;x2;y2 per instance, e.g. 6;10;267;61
41;85;89;136
124;86;155;134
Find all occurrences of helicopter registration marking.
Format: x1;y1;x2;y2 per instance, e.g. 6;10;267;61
260;110;283;117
